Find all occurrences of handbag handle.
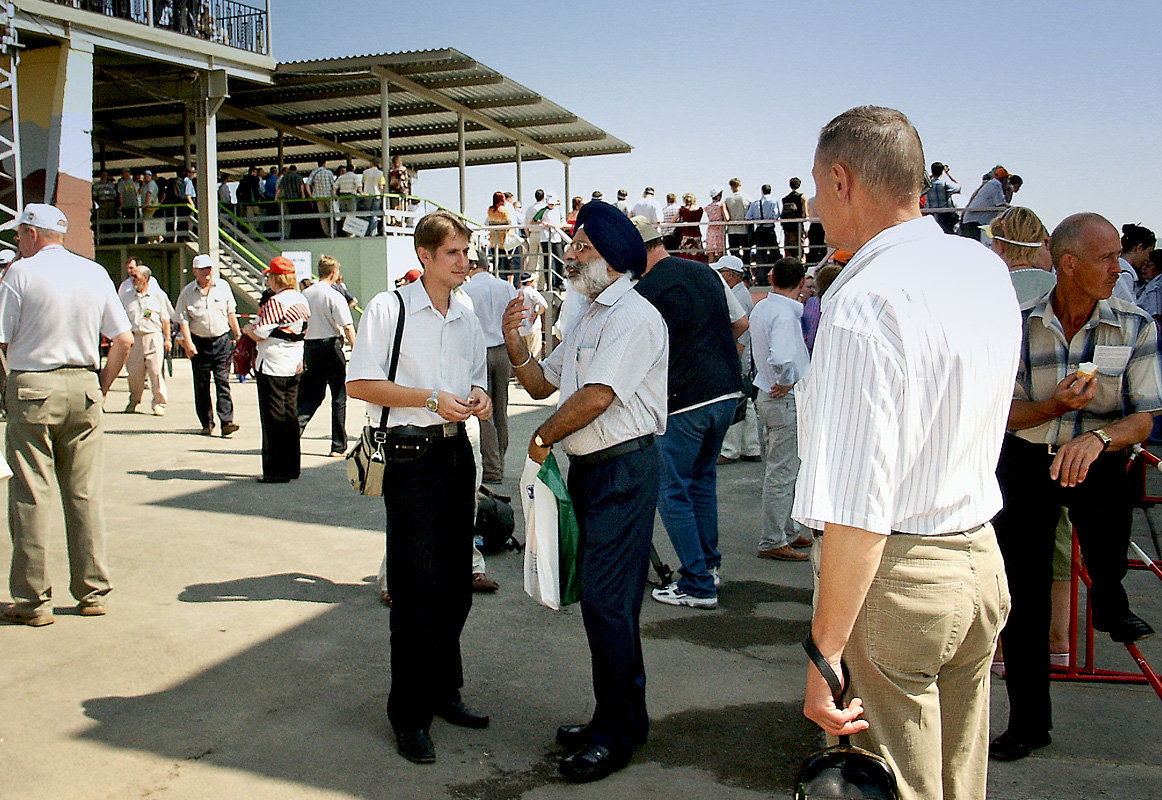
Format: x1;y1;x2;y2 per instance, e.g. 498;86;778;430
803;634;854;745
377;290;406;430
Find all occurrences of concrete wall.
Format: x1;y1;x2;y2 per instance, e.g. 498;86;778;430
274;235;421;310
18;42;95;257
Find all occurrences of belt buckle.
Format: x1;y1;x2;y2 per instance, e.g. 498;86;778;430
441;422;457;437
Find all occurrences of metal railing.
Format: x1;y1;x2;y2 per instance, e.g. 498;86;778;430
46;0;268;54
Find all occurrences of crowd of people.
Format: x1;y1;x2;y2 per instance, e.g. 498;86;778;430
4;103;1159;800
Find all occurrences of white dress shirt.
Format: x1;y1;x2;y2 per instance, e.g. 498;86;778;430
630;199;660;224
0;244;131;371
749;292;809;391
541;275;668;456
460;271;517;347
119;275;174;318
793;215;1021;536
122;284;171;334
347;279;487;427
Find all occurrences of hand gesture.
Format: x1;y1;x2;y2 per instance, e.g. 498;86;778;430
468;386;493;421
1051;373;1097;414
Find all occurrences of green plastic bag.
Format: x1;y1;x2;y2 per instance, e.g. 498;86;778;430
537;453;583;607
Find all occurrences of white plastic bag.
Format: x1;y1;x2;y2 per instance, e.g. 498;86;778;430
521;456;561;610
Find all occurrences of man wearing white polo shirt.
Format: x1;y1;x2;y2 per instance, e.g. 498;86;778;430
0;204;133;626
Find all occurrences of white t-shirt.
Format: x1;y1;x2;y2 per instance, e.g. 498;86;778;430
303;281;353;340
361;166;384;195
0;245;131;371
630;198;660;224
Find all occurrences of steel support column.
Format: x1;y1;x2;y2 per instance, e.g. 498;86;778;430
457;112;466;214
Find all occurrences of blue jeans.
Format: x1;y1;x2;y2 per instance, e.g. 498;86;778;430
656;397;737;597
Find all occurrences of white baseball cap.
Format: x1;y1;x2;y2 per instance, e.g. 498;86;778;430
711;254;746;274
1;203;69;233
191;254;214;270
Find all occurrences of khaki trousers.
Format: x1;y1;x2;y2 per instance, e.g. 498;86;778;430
127;331;167;410
6;369;111;611
812;524;1010;800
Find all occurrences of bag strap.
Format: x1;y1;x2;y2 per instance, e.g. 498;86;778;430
378;290;406;429
803;634;854;745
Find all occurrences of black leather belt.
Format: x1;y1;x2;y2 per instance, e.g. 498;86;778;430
386;422;464;439
569;434;653;466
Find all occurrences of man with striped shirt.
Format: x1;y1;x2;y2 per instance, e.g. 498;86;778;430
990;213;1160;762
795;107;1021;800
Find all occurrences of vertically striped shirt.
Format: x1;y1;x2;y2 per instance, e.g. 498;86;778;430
1014;292;1162;447
541;275;668;456
792;216;1021;536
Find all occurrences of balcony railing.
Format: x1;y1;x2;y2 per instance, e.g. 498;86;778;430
47;0;268;55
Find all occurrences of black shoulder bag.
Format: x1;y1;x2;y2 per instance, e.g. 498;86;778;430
794;636;900;800
346;291;420;496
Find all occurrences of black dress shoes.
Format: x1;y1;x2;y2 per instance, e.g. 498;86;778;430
256;476;291;484
556;722;647;752
395;729;436;764
434;700;490;729
558;743;632;783
988;729;1051;762
1105;613;1155;643
556;723;593;751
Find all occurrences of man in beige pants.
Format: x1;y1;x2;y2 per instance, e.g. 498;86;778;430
121;264;171;415
0;204;133;627
794;108;1020;800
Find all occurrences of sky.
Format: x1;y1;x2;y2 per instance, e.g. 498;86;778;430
273;0;1161;233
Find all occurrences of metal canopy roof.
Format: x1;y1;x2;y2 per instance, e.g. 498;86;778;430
94;47;631;174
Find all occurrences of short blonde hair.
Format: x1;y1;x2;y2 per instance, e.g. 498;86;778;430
990;206;1048;267
269;272;297;291
683;192;696;205
317;254;340;279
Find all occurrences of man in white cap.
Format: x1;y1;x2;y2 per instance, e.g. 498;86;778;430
0;204;133;626
713;255;762;465
174;254;241;436
120;263;172;415
540;194;565;285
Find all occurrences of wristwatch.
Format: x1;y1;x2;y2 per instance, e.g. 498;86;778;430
425;389;440;413
534;432;548;449
1090;428;1112;451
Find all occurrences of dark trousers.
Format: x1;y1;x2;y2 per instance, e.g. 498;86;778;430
296;337;347;454
727;231;751;262
191;333;234;427
751;227;780;283
933;211;959;234
568;441;660;749
958;221;983;241
479;345;511;481
781;223;803;260
993;434;1133;737
256;372;301;480
384;432;475;732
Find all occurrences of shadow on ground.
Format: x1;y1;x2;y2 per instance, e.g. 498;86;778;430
179;573;369;604
642;579;812;651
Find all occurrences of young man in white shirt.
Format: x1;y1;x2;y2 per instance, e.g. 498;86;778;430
297;255;356;457
749;257;813;561
347;212;493;766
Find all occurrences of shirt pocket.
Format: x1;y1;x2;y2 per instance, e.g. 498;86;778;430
576;346;596;388
1091;371;1125;415
12;386;68;426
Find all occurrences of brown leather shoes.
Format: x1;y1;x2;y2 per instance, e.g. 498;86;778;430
1;604;54;627
790;536;815;549
758;545;809;562
472;573;499;593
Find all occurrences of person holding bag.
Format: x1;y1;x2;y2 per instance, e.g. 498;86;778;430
346;212;492;766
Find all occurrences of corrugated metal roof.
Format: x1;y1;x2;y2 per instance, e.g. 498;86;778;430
94;47;630;175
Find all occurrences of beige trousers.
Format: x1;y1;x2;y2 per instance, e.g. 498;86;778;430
127;331;167;410
813;524;1010;800
6;369;110;610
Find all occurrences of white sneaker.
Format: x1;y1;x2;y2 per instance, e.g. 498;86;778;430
651;583;717;609
710;566;721;588
152;405;166;416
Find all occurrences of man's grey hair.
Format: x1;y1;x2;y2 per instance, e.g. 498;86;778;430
1049;212;1114;267
816;106;926;204
23;224;64;241
136;264;152;281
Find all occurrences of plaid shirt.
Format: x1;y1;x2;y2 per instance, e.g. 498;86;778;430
1014;292;1162;446
308;167;335;198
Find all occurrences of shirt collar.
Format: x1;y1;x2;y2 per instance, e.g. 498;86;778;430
1034;292;1122;339
824;215;939;301
406;279;467;322
593;273;634;307
769;291;804;318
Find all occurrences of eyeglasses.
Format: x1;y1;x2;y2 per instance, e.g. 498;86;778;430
568;240;594;254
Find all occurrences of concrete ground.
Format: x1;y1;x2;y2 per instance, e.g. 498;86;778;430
0;366;1159;800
